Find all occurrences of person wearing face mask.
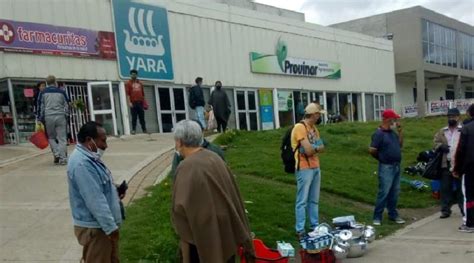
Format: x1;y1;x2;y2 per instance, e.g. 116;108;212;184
433;108;464;219
208;80;231;133
67;121;123;263
290;103;326;241
126;69;147;135
171;120;255;262
369;109;405;226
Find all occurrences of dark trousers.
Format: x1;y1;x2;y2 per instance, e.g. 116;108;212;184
440;168;463;216
131;102;147;132
463;173;474;227
216;116;228;133
188;244;235;263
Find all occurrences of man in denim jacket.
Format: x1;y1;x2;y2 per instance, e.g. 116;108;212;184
67;121;122;263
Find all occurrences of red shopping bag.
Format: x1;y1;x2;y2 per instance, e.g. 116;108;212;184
30;130;49;149
143;99;149;110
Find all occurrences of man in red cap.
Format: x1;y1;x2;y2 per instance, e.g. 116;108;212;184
369;109;405;226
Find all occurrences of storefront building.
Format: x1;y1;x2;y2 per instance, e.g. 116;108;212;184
0;0;396;145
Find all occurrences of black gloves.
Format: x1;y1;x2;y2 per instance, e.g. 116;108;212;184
438;144;450;153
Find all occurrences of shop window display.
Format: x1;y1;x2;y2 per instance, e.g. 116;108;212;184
0;81;14;144
13;83;37;143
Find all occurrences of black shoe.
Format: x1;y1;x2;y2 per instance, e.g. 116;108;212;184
131;130;136;135
440;213;450;219
54;157;60;164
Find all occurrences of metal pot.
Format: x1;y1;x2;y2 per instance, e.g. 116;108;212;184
349;223;365;239
333;243;349;259
364;226;376;243
347;238;368;258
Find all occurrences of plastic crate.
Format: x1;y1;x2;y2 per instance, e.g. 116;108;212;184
239;239;289;263
300;249;336;263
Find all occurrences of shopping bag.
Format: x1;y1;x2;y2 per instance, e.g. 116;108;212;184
35;122;45;132
143;100;149;110
30;130;49;149
208;110;217;130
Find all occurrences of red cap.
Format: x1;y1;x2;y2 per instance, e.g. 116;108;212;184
382;109;401;119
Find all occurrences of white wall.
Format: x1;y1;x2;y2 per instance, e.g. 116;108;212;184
394;75;415;112
1;0;396;95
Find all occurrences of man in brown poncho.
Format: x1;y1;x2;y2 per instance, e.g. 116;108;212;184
172;120;255;262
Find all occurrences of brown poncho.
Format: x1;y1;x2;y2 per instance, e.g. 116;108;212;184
172;149;253;262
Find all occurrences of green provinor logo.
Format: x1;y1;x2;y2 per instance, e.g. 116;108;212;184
249;38;341;79
276;39;287;72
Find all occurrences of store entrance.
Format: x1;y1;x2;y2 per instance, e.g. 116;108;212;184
65;84;90;143
87;82;118;136
156;86;188;133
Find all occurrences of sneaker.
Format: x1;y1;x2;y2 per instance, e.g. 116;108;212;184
143;130;148;134
373;219;381;226
390;217;406;224
54;157;60;165
458;225;474;233
131;130;136;135
58;159;68;166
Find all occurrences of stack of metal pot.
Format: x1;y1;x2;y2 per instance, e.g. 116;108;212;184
330;215;376;260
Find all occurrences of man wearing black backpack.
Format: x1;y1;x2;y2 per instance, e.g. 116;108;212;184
290;103;326;241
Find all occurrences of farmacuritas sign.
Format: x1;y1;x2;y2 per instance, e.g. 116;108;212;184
250;39;341;79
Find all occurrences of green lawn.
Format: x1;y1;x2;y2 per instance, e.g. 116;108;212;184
120;117;448;262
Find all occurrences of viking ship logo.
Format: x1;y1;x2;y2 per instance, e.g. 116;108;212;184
124;7;165;56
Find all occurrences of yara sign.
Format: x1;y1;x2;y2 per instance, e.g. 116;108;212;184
112;0;173;81
250;39;341;79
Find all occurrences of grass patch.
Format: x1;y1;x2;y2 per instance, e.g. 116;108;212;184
120;117;448;260
224;117;445;208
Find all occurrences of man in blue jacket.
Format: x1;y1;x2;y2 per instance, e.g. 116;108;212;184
67;121;122;262
37;75;70;165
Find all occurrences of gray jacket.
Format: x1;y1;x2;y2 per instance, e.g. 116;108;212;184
37;86;70;120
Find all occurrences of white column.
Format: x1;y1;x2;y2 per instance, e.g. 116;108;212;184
119;81;131;135
361;92;367;122
416;69;427;116
273;88;280;129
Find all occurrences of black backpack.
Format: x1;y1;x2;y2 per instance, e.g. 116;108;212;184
280;122;307;174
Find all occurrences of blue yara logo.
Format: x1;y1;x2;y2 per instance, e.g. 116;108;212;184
112;0;174;81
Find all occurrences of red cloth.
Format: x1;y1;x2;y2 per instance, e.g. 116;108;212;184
126;80;144;103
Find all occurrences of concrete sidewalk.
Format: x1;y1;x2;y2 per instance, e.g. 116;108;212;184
345;209;473;263
0;133;175;262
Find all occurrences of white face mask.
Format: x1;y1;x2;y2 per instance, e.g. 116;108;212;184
91;139;105;158
390;121;398;130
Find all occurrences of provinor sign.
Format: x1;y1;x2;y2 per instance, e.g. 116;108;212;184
112;0;173;81
0;19;116;59
250;39;341;79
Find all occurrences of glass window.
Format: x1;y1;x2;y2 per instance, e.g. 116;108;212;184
422;20;458;68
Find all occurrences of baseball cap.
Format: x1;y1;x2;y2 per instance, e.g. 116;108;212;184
305;103;327;114
382;109;400;119
447;108;460;116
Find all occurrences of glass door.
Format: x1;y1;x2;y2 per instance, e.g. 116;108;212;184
87;82;117;136
156;86;188;133
235;89;259;131
373;94;386;121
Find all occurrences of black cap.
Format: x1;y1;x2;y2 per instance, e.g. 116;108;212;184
447;108;460;116
130;69;138;74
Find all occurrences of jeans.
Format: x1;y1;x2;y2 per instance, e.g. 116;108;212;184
295;168;321;233
373;163;400;221
131;102;147;132
195;106;206;129
44;115;67;161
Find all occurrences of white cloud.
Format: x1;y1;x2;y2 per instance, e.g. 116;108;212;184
253;0;474;26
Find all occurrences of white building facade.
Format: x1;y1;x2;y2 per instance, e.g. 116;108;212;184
0;0;396;144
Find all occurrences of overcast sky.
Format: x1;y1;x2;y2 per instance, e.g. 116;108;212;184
253;0;474;26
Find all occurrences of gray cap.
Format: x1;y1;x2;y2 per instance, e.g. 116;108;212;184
447;108;460;116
